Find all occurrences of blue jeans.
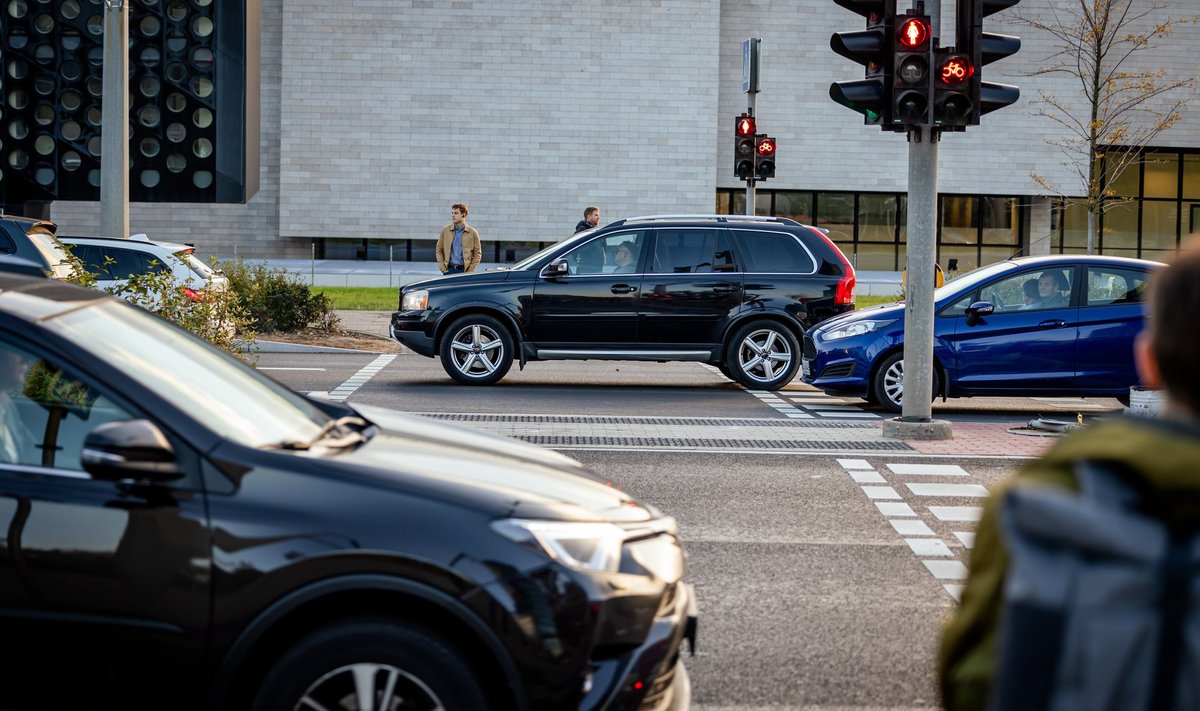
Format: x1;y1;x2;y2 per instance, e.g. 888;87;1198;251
443;264;465;275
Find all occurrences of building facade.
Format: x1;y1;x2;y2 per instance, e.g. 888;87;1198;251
48;0;1200;271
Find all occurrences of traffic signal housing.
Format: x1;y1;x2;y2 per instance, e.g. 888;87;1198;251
891;14;932;129
754;136;777;180
957;0;1021;124
829;0;896;127
734;114;756;181
933;50;975;129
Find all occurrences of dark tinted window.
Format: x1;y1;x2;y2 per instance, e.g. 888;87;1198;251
652;229;722;274
102;247;155;279
732;229;816;273
70;244;106;276
0;231;15;254
1086;267;1150;306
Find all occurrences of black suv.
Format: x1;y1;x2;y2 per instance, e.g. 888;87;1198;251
0;275;695;710
392;215;856;389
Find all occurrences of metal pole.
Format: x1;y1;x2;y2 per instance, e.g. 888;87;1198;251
311;241;316;286
389;243;394;287
745;93;757;215
99;0;129;239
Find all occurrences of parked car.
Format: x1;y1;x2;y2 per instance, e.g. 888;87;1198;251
801;255;1163;412
0;273;696;710
392;214;857;389
0;254;52;278
60;233;229;299
0;213;74;279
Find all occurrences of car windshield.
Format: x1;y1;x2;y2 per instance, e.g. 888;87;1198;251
47;300;328;448
933;260;1017;302
510;230;596;270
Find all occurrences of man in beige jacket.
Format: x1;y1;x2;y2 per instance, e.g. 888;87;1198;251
436;203;482;274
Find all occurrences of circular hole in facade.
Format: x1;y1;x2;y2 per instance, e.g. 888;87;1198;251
85;105;101;126
139;16;160;36
88;168;100;186
166;36;186;53
34;103;54;125
191;16;213;37
34;75;55;95
8;29;29;50
166;122;186;142
191;76;213;98
61;120;81;141
8;120;29;139
7;60;28;80
139;137;160;157
192;47;213;67
61;150;81;171
166;1;185;20
61;60;82;81
140;170;160;187
166;62;187;83
139;46;161;67
166;153;185;172
193;171;213;188
8;0;27;19
33;44;54;64
60;0;79;18
35;166;54;185
194;0;211;6
139;75;160;97
61;30;81;51
166;92;187;112
61;90;81;110
87;76;102;96
33;13;53;33
34;134;53;155
86;14;102;35
87;135;100;156
192;107;212;128
138;105;160;127
192;138;212;158
87;46;103;66
8;90;29;110
8;150;29;170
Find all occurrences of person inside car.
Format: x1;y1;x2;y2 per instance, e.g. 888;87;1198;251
1021;278;1041;310
613;241;637;273
1033;271;1070;309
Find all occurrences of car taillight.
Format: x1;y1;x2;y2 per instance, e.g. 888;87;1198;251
810;227;856;306
183;287;208;302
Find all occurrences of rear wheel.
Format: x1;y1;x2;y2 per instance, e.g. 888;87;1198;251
725;321;800;390
253;619;490;711
439;314;514;385
871;352;940;413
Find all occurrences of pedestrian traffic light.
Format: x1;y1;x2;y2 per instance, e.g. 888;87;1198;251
754;136;776;180
734;113;756;181
957;0;1021;124
932;50;974;128
829;0;896;128
891;14;932;129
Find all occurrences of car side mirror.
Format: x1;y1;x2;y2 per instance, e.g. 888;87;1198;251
964;301;994;325
545;258;569;278
81;419;184;483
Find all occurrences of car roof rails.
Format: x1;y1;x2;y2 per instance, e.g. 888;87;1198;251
611;214;804;227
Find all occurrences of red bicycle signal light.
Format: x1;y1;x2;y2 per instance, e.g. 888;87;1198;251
939;55;974;85
897;18;930;49
756;137;776;156
736;114;756;137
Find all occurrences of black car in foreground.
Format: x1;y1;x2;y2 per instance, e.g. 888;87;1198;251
0;275;695;710
392;214;856;389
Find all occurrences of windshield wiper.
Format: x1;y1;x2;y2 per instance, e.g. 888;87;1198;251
272;416;369;451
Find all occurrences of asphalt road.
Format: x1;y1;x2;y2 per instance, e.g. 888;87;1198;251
253;346;1119;710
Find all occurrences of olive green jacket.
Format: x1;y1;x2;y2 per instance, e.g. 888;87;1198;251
938;415;1200;711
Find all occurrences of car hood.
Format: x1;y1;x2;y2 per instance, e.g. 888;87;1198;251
816;301;905;332
338;403;652;522
406;269;514;291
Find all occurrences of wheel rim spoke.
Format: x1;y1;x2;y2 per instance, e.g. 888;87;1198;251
298;696;335;711
460;353;477;372
477;352;498;374
480;339;503;352
471;324;482;347
351;664;382;711
450;341;472;353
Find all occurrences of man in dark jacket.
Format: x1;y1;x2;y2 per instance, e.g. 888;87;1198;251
575;206;600;233
938;243;1200;710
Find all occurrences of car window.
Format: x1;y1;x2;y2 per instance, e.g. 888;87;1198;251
562;231;646;275
730;229;816;274
0;339;134;471
1086;267;1150;306
979;269;1074;313
0;231;15;255
102;248;156;279
70;244;108;278
652;229;725;274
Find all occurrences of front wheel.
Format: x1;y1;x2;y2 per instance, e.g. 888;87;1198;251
725;321;801;390
871;352;940;413
439;314;514;385
253;619;490;711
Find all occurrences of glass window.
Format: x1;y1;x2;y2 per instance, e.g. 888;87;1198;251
774;191;813;223
941;196;977;245
713;232;738;272
650;229;716;274
854;242;898;271
981;269;1072;313
1187;202;1200;239
814;193;854;243
1184;155;1200;199
1085;266;1150;306
1058;202;1090;252
980;197;1019;245
1101;202;1138;250
731;229;816;274
715;190;732;215
1143;154;1179;199
497;241;541;263
859;194;898;242
102;247;155;279
70;244;106;276
321;240;361;260
410;239;437;262
1141;201;1178;251
938;245;979;274
565;230;648;275
1106;151;1140;197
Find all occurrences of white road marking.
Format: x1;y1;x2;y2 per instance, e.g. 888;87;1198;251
836;459;873;469
891;519;934;536
862;486;902;500
887;463;969;477
944;584;964;601
258;367;328;371
875;501;917;517
923;560;969;580
850;470;886;484
327;354;396;402
954;531;976;549
906;538;954;557
929;505;984;522
906;482;990;498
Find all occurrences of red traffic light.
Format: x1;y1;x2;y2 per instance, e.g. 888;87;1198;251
938;55;974;85
756;137;776;156
897;18;930;49
736;114;756;137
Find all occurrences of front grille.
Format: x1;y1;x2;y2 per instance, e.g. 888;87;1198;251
639;664;677;710
819;362;855;378
802;336;817;359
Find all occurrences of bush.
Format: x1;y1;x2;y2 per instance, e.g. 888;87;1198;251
215;258;339;333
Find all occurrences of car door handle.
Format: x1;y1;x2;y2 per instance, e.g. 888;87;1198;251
711;284;737;294
611;285;637;294
1038;319;1068;329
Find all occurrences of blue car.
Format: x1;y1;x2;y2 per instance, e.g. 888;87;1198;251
801;255;1163;412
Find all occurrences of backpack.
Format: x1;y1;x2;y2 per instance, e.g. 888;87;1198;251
991;460;1200;711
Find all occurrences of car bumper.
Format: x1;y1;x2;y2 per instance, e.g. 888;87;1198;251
802;334;873;397
390;311;436;356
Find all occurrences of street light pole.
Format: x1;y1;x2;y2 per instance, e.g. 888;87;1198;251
99;0;129;239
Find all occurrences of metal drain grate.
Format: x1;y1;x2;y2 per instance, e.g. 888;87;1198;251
417;414;877;429
516;436;912;451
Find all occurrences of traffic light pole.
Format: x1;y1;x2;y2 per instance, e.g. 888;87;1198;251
100;0;129;240
745;93;757;216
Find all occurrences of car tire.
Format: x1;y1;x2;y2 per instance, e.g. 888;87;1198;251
439;314;514;385
252;619;490;711
725;321;801;390
872;352;941;413
716;363;736;381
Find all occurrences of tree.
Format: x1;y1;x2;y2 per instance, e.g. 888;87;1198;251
1014;1;1197;254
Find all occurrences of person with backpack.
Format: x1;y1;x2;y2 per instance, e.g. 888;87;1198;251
938;242;1200;711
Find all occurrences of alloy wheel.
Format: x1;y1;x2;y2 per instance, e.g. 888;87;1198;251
737;328;794;385
295;662;444;711
448;323;504;377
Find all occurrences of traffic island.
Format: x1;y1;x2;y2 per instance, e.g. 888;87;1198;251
882;417;954;441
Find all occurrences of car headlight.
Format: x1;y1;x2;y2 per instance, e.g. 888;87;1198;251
492;519;626;573
401;290;429;311
822;319;895;341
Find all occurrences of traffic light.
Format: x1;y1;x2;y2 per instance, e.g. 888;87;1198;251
754;136;776;180
957;0;1021;124
734;114;756;181
829;0;896;128
932;50;975;128
891;14;932;129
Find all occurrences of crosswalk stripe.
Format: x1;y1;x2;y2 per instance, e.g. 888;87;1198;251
906;482;990;498
887;463;969;477
929;505;983;522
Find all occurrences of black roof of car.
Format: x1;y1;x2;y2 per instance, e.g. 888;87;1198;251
0;273;106;315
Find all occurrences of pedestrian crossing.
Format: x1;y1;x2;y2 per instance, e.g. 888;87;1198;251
837;458;988;601
745;388;880;420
